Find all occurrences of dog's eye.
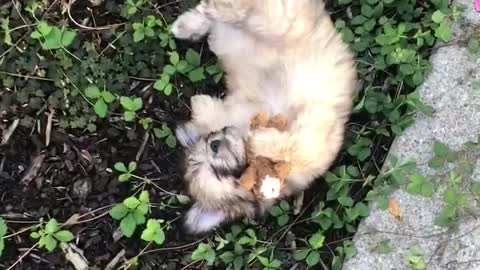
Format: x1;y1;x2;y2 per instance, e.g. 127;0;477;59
210;140;221;153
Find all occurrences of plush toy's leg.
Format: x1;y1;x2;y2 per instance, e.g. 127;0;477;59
267;114;288;131
250;112;270;129
238;165;257;191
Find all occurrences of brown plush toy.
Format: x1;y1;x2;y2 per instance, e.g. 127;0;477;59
239;112;292;199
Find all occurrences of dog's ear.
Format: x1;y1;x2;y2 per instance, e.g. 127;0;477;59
183;203;229;234
176;122;200;148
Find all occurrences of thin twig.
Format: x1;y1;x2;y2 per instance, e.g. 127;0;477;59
6;243;39;270
67;0;126;31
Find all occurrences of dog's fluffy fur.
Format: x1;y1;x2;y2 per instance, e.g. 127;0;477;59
173;0;357;234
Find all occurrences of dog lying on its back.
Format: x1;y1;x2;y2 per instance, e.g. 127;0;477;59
172;0;357;234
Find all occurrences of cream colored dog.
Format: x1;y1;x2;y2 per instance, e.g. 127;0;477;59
173;0;357;234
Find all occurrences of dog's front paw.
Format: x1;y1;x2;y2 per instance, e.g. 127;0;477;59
171;10;211;40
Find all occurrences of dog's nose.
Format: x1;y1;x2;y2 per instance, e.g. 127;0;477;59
210;140;221;153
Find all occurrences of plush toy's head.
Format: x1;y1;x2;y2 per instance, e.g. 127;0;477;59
239;156;291;199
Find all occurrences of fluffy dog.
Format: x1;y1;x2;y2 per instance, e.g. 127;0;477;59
172;0;357;234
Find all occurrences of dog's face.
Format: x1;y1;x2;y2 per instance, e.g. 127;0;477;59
176;123;257;234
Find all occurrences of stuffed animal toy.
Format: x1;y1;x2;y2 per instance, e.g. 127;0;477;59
239;112;291;199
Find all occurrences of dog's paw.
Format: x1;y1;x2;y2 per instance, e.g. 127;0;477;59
171;10;210;40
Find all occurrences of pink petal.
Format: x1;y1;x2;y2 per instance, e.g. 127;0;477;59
476;0;480;12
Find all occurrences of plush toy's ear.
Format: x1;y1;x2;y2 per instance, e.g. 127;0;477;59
183;203;229;234
176;122;200;148
273;161;292;179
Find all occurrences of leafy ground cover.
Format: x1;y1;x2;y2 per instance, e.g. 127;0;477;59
0;0;458;269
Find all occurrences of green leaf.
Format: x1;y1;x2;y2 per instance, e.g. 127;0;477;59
0;238;4;257
372;239;392;254
120;213;137;237
341;28;355;43
139;191;149;203
30;31;42;39
124;111;136;122
132;98;143;111
176;195;191;205
102;91;115;103
188;67;206;82
132;209;146;225
443;188;457;205
61;30;76;47
118;173;130;182
154;75;170;91
0;218;7;236
123;197;141;209
338;196;354;207
120;97;134;111
54;230;74;242
85;86;101;99
435;20;452;42
277;214;289;226
109;204;129;220
165;135;177;148
45;219;59;234
128;161;137;172
293;249;310;261
164;84;173;96
432;10;446;23
433;140;452;157
163;65;176;75
280;200;290;211
308;232;325;249
306;250;320;266
186;49;201;66
94;99;108;118
152;230;165;245
219;251;235;263
133;29;145;42
37;21;52;36
44;235;58;252
114;162;128;172
170;52;180;66
42;27;63;49
30;231;40;239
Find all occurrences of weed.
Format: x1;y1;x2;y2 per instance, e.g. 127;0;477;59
0;217;7;257
30;219;75;252
109;191;151;238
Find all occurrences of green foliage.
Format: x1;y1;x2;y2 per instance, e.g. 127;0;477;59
406;174;434;197
406;245;426;270
140;219;165;245
435;184;468;226
192;243;216;266
428;140;456;169
120;96;143;121
85;85;115;118
1;18;12;45
154;123;177;148
132;15;162;42
371;239;393;254
293;232;325;267
0;217;7;257
109;191;150;238
114;161;137;182
30;219;75;252
269;200;291;226
31;21;76;50
125;0;145;16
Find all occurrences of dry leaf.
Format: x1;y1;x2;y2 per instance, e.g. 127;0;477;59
388;198;402;220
